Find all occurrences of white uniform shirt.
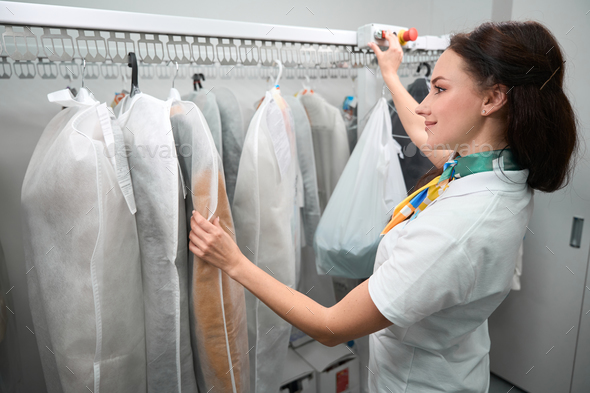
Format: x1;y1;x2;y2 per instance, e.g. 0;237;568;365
368;167;534;393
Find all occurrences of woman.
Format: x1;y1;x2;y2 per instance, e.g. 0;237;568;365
188;20;578;392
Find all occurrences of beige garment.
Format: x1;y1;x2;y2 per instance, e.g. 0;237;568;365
170;100;249;393
190;170;249;393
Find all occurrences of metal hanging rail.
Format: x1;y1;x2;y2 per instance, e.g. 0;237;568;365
0;1;445;82
0;1;357;45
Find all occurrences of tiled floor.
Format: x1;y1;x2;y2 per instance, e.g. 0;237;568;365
490;373;527;393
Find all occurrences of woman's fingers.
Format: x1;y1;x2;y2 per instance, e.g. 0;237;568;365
189;228;207;250
188;231;206;258
385;30;401;51
189;213;226;261
192;210;216;234
367;41;382;56
190;214;209;241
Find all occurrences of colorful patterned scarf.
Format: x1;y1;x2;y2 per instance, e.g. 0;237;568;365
381;149;521;235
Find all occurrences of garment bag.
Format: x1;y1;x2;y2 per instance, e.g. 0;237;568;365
283;96;335;306
314;98;407;278
0;240;21;392
21;89;146;393
183;90;223;159
115;93;197;393
233;89;298;393
215;87;245;207
169;90;250;393
299;92;350;213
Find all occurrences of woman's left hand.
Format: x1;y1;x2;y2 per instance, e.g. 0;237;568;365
189;210;244;276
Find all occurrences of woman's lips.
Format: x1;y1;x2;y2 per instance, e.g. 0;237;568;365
425;122;437;131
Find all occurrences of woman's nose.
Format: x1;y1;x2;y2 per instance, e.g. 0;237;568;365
415;95;431;118
415;103;427;117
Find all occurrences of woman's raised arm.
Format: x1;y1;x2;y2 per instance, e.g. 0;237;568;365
369;31;454;169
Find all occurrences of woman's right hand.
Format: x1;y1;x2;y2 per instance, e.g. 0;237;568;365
368;30;404;83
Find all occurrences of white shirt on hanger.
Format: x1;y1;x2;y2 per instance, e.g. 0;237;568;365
367;167;533;393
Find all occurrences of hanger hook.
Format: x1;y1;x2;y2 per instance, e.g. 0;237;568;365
172;61;179;89
273;59;283;87
82;57;86;89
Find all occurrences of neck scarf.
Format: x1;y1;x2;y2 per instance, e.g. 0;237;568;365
381;149;521;235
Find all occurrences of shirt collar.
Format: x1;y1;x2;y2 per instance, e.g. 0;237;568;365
438;167;530;200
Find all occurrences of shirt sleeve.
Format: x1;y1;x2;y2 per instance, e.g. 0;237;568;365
368;218;475;329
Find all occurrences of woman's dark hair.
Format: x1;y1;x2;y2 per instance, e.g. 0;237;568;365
413;20;580;193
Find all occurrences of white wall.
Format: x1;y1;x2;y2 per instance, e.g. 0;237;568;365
487;1;590;392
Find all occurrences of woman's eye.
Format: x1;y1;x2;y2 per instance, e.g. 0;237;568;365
434;85;445;94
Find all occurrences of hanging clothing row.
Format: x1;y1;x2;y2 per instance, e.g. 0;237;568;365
19;58;373;392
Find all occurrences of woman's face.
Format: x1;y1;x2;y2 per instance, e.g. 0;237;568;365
415;49;503;156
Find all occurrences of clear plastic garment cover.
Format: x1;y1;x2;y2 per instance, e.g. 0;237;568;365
183;90;223;160
283;95;336;307
232;89;298;393
314;97;407;278
214;87;245;209
114;93;198;393
169;88;250;393
21;89;147;392
284;95;321;246
299;92;351;214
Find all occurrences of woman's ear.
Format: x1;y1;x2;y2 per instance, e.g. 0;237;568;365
483;83;509;115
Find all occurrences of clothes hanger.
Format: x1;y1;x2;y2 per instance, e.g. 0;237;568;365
302;74;313;93
416;62;431;77
417;62;432;92
127;52;141;97
168;61;181;100
358;84;391;125
73;58;97;104
272;59;283;90
49;57;97;107
192;73;205;91
294;74;313;97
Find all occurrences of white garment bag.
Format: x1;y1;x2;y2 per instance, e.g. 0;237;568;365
21;89;146;393
283;95;336;307
299;93;350;213
233;89;298;393
313;98;407;278
115;93;197;393
169;88;250;393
